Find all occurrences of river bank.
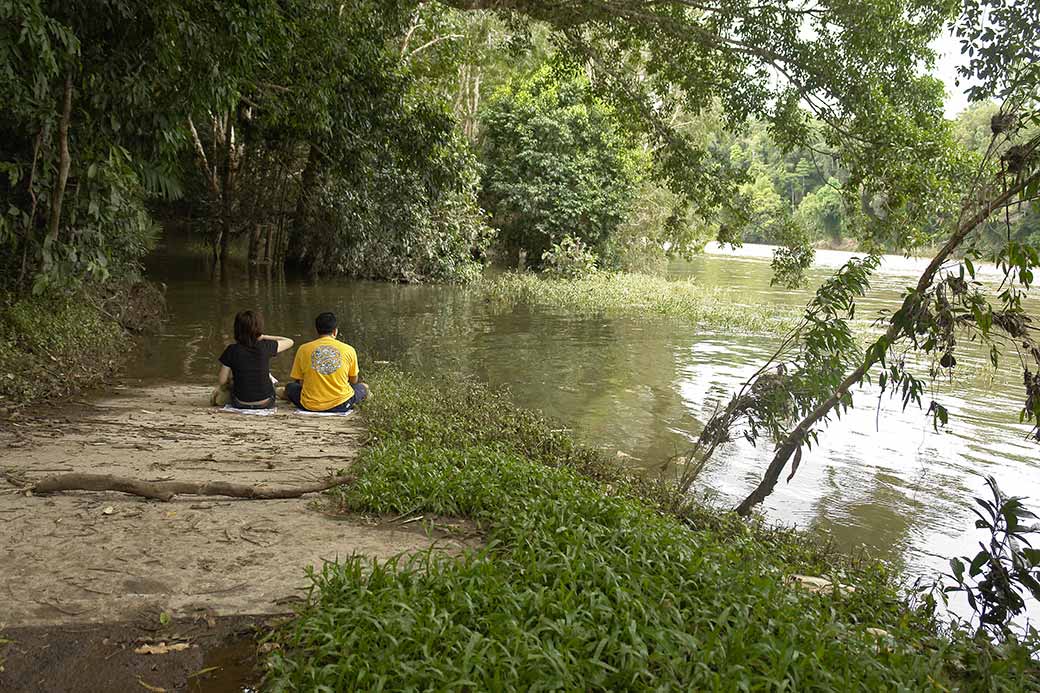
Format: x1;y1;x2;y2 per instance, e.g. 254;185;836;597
0;382;477;691
0;282;164;411
2;368;1037;689
265;367;1039;690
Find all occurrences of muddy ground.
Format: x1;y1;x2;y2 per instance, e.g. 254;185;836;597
1;614;269;692
0;383;479;691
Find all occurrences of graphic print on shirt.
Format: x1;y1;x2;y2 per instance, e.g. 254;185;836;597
311;344;342;375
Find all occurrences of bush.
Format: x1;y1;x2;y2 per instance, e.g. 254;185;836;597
0;290;124;406
540;235;598;278
479;67;642;266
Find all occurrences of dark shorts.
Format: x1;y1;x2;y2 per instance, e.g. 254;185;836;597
284;381;368;412
230;395;275;410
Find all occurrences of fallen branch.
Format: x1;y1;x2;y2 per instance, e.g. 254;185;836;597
30;473;355;502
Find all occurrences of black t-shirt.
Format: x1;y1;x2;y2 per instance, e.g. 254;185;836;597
219;340;278;402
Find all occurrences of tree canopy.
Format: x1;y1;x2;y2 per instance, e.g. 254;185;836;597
479;67;643;267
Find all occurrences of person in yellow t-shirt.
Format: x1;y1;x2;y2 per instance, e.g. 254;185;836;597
284;312;369;412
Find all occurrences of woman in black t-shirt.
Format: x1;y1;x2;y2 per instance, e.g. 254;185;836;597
214;310;294;409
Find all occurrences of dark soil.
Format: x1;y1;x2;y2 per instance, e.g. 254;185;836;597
0;614;269;693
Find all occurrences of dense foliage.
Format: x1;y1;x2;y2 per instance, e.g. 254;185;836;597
479;68;643;268
0;0;490;290
0;0;167;295
703;108;1039;252
3;0;1021;289
265;369;1040;690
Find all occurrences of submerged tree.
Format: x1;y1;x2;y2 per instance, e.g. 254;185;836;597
479;67;644;267
0;0;493;290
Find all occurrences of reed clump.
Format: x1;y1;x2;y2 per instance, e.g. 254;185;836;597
476;272;801;335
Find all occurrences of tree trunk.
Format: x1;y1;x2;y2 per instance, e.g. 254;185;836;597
247;223;262;265
219;110;236;265
218;220;231;264
735;167;1040;516
287;144;321;265
44;75;73;253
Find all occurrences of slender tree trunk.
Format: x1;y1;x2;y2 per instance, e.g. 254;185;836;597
188;115;225;263
287;144;321;265
218;217;231;263
468;68;481;140
247;223;262;265
44;75;73;252
18;131;44;288
269;153;290;267
735;168;1040;516
219;110;236;265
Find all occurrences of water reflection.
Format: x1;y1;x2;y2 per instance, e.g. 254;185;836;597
136;238;1039;586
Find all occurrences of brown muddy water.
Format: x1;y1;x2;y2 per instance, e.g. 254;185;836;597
134;238;1039;594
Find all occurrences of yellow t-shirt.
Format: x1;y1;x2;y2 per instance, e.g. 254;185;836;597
290;336;359;411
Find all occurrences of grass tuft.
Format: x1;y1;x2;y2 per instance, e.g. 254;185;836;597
475;272;801;335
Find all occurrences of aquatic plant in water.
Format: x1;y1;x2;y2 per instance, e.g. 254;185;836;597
476;272;801;335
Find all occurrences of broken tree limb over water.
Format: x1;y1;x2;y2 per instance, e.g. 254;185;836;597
30;472;356;501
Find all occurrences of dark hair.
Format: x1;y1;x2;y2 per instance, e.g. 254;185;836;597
315;311;337;335
234;310;263;347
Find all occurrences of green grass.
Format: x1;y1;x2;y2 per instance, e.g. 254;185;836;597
475;272;801;335
0;291;125;407
264;368;1039;691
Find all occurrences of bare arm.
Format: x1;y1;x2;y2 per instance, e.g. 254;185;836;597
349;374;359;384
261;334;294;353
218;365;231;385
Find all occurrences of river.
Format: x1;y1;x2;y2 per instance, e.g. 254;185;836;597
132;238;1040;590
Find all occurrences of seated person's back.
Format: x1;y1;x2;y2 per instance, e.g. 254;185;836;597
286;311;367;412
216;310;293;408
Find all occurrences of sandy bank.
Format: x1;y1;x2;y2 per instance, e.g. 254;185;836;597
0;384;476;628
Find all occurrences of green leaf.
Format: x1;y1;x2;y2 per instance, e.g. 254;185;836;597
969;550;989;576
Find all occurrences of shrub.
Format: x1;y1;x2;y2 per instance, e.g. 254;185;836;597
0;290;123;406
540;235;598;278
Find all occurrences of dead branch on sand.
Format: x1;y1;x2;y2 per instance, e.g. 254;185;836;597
20;472;355;501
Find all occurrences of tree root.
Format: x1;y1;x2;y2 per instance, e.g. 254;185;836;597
29;472;355;502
